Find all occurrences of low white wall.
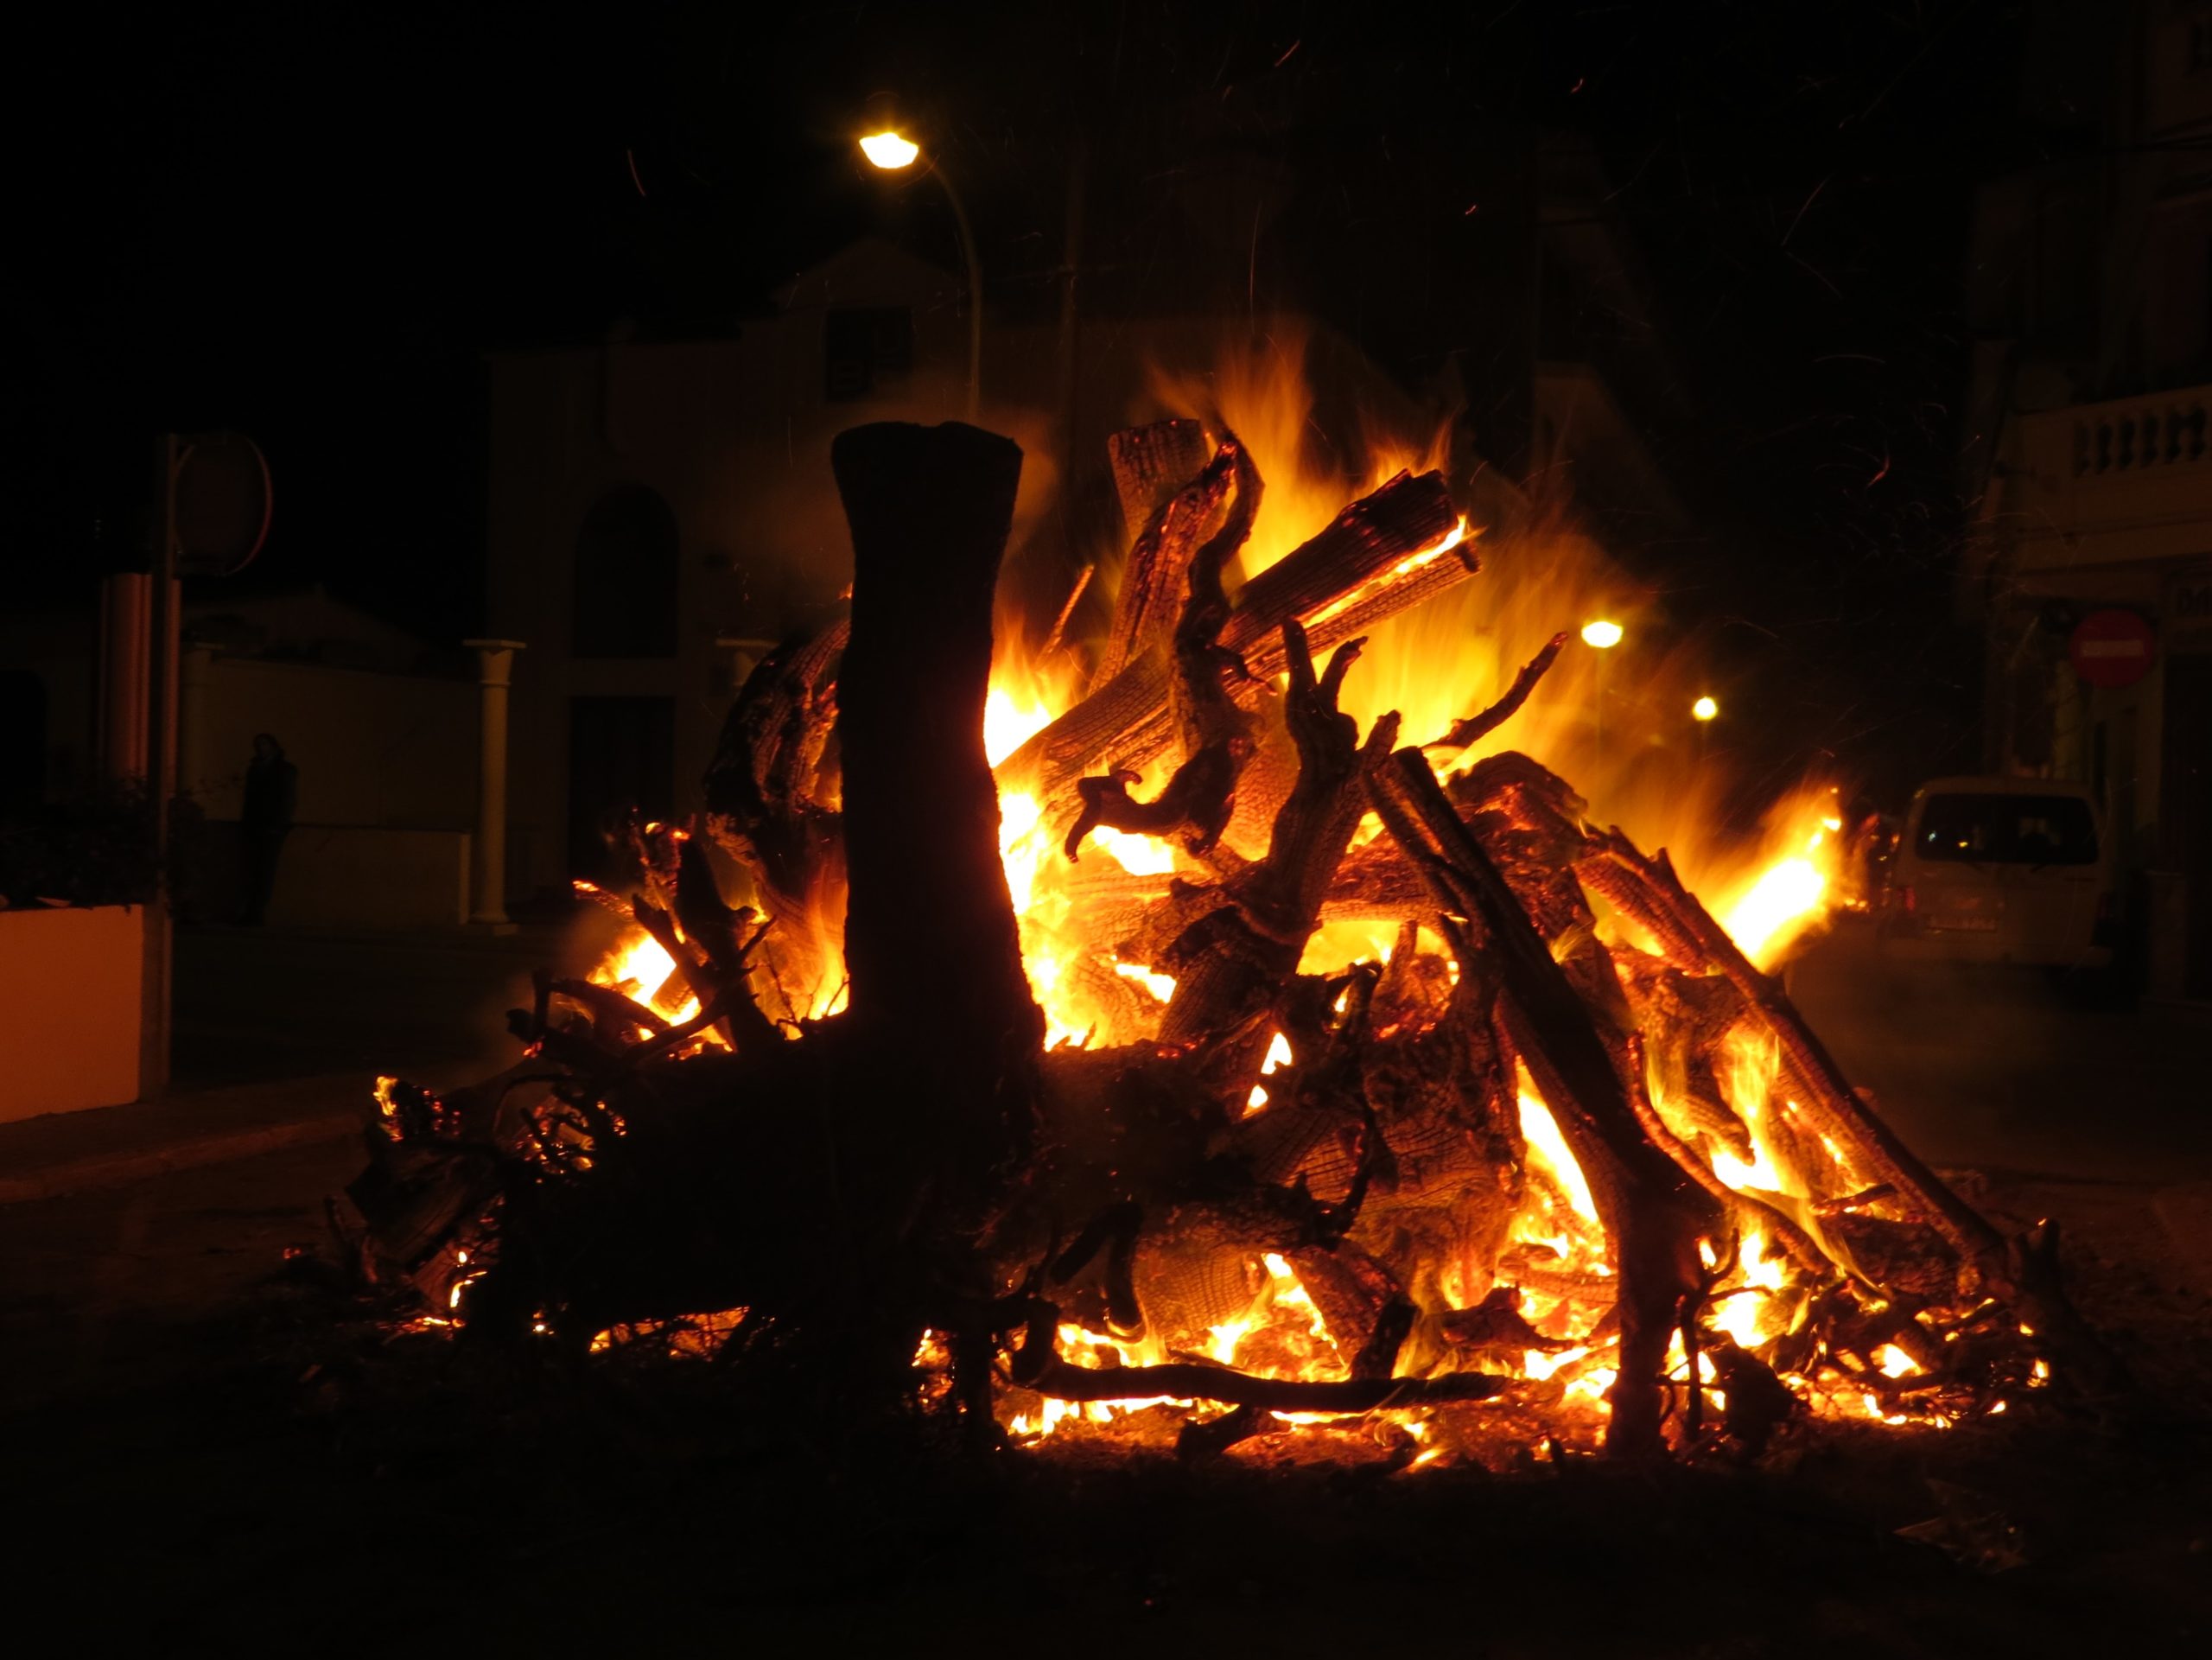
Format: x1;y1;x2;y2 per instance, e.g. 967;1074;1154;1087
188;658;479;830
0;905;145;1121
266;827;472;932
188;824;471;932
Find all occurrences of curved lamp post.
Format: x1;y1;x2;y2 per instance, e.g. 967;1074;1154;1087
1580;619;1624;763
860;129;982;423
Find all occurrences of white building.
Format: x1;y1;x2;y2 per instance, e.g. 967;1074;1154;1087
1960;0;2212;997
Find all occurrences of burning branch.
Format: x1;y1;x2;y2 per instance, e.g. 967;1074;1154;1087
996;469;1465;809
1423;631;1569;753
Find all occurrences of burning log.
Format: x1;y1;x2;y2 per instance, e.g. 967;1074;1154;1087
1107;418;1211;552
1065;438;1261;859
1160;624;1396;1055
1092;430;1236;688
702;622;848;1019
1020;1355;1506;1414
1582;830;2130;1399
996;468;1465;807
1367;750;1715;1457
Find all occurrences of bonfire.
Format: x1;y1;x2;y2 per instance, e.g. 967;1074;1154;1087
334;405;2120;1468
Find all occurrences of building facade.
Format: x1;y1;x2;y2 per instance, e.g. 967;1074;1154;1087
1960;0;2212;996
484;138;1695;906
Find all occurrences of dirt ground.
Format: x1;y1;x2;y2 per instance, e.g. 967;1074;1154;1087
3;1134;2209;1656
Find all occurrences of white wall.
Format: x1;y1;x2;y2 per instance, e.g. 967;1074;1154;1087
187;657;478;829
0;905;144;1120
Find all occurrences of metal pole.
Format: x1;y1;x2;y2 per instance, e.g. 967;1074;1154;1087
142;433;177;1099
1593;649;1609;774
931;162;983;423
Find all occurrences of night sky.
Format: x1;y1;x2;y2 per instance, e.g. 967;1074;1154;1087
6;2;2049;801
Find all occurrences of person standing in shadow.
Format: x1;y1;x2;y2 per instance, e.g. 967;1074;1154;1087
238;732;296;925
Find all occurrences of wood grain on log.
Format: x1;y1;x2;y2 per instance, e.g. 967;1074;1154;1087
1095;427;1231;687
1367;750;1714;1458
1108;419;1211;555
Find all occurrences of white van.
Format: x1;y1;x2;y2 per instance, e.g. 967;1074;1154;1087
1879;776;2117;970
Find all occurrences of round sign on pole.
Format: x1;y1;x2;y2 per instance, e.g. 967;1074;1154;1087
172;431;272;577
2068;607;2157;690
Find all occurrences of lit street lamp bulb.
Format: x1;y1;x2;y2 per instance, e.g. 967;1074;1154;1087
1580;620;1624;650
859;130;920;169
1693;696;1719;722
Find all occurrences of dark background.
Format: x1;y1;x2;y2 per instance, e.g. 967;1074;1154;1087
3;2;2051;801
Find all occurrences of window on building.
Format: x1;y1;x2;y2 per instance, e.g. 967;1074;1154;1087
824;307;914;402
572;484;679;659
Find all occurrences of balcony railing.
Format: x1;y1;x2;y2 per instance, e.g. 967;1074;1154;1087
2070;394;2210;476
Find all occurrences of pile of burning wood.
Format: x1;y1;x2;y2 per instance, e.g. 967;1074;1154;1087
334;417;2121;1466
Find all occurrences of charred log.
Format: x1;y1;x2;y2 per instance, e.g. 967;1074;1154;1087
1093;434;1237;688
998;469;1462;807
1160;623;1397;1053
1107;419;1211;560
1065;439;1262;858
1586;830;2130;1399
1367;749;1717;1458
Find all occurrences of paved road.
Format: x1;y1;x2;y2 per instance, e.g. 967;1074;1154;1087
0;1135;359;1414
1789;917;2212;1185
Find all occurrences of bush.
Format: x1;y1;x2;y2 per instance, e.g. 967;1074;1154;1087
0;781;166;909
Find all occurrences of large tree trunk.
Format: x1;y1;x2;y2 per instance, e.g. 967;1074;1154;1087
827;423;1046;1428
833;422;1045;1180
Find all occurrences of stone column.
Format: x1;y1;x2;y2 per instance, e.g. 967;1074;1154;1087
462;639;526;931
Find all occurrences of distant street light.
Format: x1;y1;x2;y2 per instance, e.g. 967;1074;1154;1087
1580;620;1624;766
859;128;982;423
857;130;920;169
1693;695;1719;722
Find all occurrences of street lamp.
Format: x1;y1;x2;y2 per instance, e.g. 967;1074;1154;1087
1580;619;1624;650
857;130;918;169
1578;620;1624;766
859;128;982;423
1691;693;1718;771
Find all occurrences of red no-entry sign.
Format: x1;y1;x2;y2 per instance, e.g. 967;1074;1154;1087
2069;607;2157;689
